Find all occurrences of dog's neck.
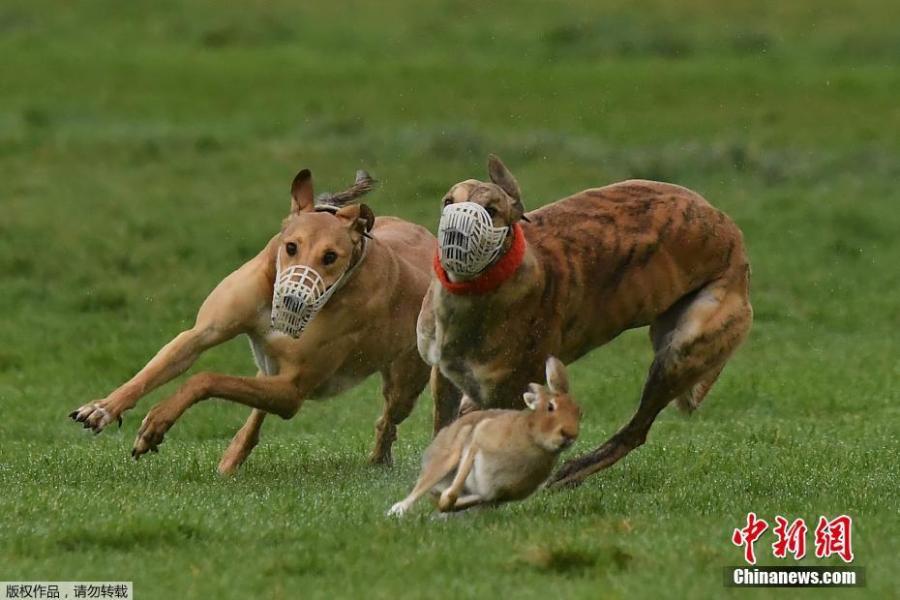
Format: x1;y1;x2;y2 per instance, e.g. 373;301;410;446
433;223;527;295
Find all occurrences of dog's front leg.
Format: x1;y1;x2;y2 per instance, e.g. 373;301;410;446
70;326;230;433
70;261;264;433
131;372;305;458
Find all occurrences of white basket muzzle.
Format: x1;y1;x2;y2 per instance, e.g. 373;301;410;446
270;240;367;338
270;265;336;338
438;202;509;276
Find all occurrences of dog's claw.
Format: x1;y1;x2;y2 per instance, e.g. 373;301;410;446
131;406;176;459
69;401;123;434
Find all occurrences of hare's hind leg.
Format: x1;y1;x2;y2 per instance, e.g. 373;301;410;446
549;271;751;487
370;349;430;466
388;425;472;517
438;442;479;512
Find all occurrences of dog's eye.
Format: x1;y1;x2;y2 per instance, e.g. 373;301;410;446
443;198;453;207
285;242;298;256
485;206;498;218
323;250;338;265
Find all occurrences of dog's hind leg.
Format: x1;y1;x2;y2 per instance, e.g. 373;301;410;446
673;364;725;414
648;291;728;414
218;340;277;475
370;349;430;466
548;272;751;488
217;408;266;475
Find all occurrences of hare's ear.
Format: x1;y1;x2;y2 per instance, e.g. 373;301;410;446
291;169;315;213
545;356;569;395
523;383;545;410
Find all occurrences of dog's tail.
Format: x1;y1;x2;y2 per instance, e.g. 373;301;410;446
316;170;377;209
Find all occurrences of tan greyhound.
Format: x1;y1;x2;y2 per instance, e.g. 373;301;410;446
70;169;447;472
418;155;752;487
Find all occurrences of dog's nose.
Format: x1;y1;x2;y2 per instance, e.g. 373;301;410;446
282;295;304;312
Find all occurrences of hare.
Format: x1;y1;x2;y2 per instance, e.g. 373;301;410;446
387;357;581;516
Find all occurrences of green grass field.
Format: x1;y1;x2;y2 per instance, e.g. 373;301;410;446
1;1;898;598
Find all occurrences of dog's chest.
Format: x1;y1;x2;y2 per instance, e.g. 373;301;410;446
433;297;500;360
432;296;538;405
249;305;372;398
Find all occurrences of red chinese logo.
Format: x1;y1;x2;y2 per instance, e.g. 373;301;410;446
772;516;807;559
732;514;854;564
814;515;854;563
732;512;769;565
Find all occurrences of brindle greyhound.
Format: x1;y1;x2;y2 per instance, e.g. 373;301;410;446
70;169;451;472
418;155;752;487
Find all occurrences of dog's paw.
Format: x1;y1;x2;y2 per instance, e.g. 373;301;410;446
131;406;174;459
69;400;124;434
387;501;410;517
367;450;393;468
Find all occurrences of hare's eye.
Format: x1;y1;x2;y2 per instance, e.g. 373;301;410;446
485;206;498;218
548;400;556;412
323;250;338;265
285;242;298;256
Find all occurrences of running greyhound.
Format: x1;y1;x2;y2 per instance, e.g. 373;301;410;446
70;169;450;472
417;155;752;487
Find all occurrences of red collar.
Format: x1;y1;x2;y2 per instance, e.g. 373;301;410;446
433;223;526;295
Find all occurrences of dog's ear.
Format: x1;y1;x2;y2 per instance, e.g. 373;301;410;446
487;154;526;221
291;169;315;213
357;203;376;233
545;356;569;395
335;203;376;236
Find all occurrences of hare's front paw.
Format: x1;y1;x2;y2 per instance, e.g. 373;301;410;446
438;490;458;512
387;501;410;517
